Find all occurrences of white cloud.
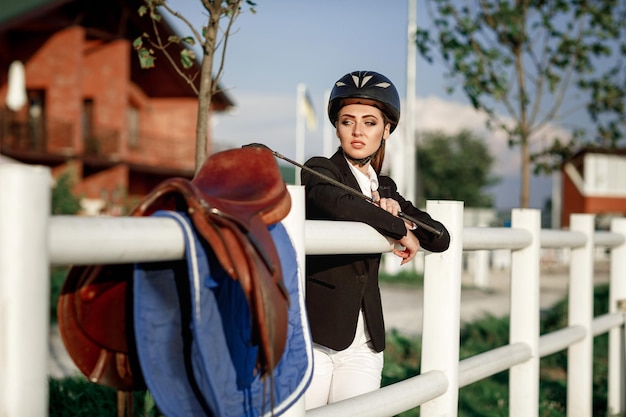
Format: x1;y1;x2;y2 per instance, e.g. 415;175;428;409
409;96;518;177
212;92;298;154
408;95;570;178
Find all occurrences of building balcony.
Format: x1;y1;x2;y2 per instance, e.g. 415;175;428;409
0;109;194;174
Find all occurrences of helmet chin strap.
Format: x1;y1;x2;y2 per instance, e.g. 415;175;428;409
344;151;374;167
343;138;384;167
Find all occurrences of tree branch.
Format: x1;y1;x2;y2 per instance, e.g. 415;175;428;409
211;3;240;97
146;13;199;95
161;2;204;46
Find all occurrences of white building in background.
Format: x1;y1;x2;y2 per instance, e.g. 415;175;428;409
560;148;626;229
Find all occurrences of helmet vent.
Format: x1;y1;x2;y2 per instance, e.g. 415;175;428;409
351;74;373;87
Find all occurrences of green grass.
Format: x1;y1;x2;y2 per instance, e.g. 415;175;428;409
49;377;159;417
379;270;424;286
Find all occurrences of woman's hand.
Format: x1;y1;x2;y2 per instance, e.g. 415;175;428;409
392;230;420;265
378;197;420;263
378;197;401;217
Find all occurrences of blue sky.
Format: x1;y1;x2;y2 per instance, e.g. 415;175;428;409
167;0;555;211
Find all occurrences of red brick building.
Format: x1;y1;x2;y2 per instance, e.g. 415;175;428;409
561;148;626;228
0;0;234;214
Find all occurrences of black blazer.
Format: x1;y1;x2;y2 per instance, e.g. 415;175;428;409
302;150;450;352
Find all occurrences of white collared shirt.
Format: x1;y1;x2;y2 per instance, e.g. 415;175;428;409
345;157;416;230
345;157;379;200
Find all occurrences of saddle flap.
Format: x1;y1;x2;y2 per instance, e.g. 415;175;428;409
57;263;142;390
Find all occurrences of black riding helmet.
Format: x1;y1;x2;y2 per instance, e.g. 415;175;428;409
328;70;401;133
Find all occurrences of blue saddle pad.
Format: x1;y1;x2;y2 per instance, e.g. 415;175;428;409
133;211;312;417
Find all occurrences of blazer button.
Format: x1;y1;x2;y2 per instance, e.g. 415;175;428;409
357;274;367;283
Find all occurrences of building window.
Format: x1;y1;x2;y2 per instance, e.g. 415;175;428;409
82;98;94;138
82;98;97;153
127;106;139;148
27;90;45;150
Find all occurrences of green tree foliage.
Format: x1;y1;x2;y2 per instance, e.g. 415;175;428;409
415;0;626;208
134;0;257;171
51;172;81;215
417;130;499;207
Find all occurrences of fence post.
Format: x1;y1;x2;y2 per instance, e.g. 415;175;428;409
608;218;626;416
567;214;595;417
509;209;541;417
420;200;464;417
283;185;306;293
0;164;51;416
282;185;307;417
472;250;490;289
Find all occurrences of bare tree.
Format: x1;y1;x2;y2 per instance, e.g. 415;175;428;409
133;0;256;172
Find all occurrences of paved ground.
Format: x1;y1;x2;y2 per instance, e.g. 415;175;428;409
48;262;611;379
381;262;610;337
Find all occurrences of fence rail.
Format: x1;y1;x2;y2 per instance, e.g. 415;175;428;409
1;164;625;417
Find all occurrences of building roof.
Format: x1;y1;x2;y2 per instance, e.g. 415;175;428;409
0;0;72;31
569;146;626;162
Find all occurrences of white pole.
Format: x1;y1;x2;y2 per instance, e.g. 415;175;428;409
404;0;417;204
295;83;306;185
608;218;626;416
283;186;306;293
509;208;541;417
0;164;51;416
5;61;27;111
282;185;307;417
551;170;561;229
473;250;490;289
322;90;333;158
567;214;595;417
420;200;464;417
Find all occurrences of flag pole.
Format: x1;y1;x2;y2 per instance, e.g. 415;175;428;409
405;0;417;204
295;83;306;185
322;89;332;158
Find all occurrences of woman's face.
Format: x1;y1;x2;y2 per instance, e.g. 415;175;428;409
336;100;390;164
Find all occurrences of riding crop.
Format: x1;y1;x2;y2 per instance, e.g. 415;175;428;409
243;143;444;238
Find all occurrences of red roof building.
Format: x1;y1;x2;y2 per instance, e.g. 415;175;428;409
0;0;235;214
561;148;626;228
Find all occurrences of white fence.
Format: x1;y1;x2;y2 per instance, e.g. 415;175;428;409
1;164;625;417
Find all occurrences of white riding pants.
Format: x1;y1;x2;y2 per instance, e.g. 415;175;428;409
304;310;384;410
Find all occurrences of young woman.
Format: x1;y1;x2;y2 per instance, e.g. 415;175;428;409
302;70;451;409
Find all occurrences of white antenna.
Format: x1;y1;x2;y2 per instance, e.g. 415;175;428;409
6;61;27;112
405;0;417;204
322;89;333;157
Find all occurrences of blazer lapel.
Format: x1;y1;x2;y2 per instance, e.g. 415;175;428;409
330;151;361;192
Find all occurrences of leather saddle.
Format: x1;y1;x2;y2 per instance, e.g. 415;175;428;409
57;146;291;391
